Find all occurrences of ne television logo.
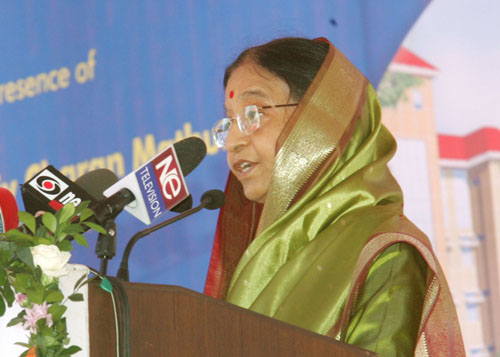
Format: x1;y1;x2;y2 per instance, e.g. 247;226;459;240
136;146;188;222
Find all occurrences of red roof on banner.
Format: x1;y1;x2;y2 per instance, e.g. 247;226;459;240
393;47;437;70
439;127;500;159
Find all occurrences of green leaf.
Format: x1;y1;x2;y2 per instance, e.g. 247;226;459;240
9;265;30;274
5;229;33;243
42;212;57;233
26;284;45;304
74;200;90;215
14;342;31;348
57;220;70;230
3;284;15;306
43;279;59;290
11;273;31;292
34;237;53;245
38;327;59;347
0;295;5;316
62;224;84;235
79;208;94;222
33;266;43;281
73;274;88;291
57;204;75;224
61;345;82;355
56;232;68;241
0;248;11;265
68;293;83;302
82;221;107;234
53;322;65;337
0;240;10;251
48;303;67;320
57;240;73;252
35;225;49;237
36;328;56;351
8;310;28;326
45;290;64;303
0;267;5;285
16;246;34;268
7;316;26;327
46;348;58;357
18;211;36;234
72;234;88;248
16;309;27;318
75;276;97;292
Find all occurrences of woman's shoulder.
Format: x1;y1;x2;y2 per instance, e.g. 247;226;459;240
345;242;428;355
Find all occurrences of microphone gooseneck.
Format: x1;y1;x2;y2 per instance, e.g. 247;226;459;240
116;189;225;281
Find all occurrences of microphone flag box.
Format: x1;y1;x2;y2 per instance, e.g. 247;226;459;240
21;165;97;214
103;145;189;225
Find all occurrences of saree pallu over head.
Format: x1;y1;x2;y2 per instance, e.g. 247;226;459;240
205;38;464;355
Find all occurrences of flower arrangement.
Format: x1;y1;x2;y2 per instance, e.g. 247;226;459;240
0;202;105;356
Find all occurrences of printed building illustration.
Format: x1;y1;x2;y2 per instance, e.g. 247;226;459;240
379;48;499;356
439;128;500;355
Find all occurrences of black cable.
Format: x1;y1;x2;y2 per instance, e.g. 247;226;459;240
88;267;130;357
107;276;131;357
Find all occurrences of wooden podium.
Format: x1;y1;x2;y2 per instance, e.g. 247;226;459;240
89;281;375;356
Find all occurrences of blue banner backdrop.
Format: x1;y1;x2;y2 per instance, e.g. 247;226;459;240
0;1;429;291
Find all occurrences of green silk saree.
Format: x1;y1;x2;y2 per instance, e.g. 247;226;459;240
205;38;464;356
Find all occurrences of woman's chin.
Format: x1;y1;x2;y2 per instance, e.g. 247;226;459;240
242;186;266;204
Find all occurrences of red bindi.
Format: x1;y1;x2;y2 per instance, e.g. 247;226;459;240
229;90;234;99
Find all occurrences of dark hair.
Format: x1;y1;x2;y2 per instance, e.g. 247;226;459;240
224;37;329;101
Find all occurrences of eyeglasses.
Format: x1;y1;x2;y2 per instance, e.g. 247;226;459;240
212;103;298;148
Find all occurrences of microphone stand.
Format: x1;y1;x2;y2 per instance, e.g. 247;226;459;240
92;188;134;275
95;219;117;275
116;190;224;281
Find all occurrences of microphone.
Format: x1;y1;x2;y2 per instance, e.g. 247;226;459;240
76;169;192;226
103;136;206;225
75;168;119;200
77;146;202;276
20;136;204;224
116;189;225;281
0;187;19;233
21;165;97;215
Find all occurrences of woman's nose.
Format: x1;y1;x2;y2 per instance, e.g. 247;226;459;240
225;120;250;152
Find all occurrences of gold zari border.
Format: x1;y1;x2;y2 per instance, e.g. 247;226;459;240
257;44;366;234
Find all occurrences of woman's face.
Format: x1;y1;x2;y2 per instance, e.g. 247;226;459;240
225;62;295;203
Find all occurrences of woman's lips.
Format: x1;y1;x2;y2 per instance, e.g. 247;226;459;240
232;159;257;176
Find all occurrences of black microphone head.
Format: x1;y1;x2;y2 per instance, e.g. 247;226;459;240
75;169;119;200
201;189;225;210
173;137;207;176
171;194;193;213
21;165;98;215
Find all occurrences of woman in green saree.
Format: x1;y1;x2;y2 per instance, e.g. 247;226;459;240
205;37;464;356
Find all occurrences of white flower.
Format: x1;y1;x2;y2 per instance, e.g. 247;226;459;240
30;244;71;278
